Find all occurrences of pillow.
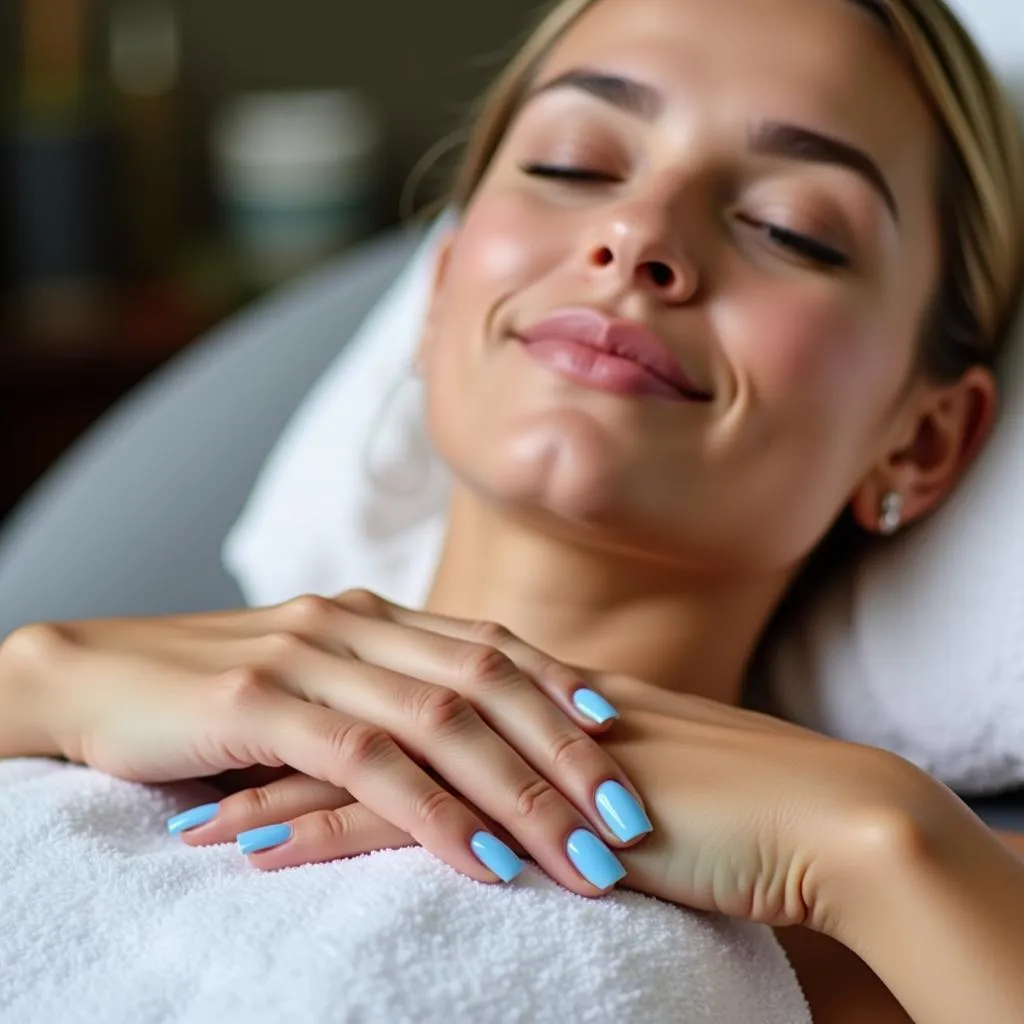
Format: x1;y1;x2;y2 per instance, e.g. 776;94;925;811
224;7;1023;793
943;0;1024;76
768;285;1024;793
224;215;454;609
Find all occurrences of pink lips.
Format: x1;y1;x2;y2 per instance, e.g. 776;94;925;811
516;308;712;403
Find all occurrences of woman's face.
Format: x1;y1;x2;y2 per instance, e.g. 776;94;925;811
422;0;943;573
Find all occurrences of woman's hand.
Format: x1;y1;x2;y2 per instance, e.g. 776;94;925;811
217;671;964;938
2;591;651;896
596;675;962;933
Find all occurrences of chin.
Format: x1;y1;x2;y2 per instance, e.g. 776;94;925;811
452;407;644;526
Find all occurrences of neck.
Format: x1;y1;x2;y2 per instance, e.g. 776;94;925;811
425;488;795;706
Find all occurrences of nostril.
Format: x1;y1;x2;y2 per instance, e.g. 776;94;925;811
645;261;675;288
592;247;615;267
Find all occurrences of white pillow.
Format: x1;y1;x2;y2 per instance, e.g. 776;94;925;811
224;214;454;609
225;6;1023;792
768;292;1024;793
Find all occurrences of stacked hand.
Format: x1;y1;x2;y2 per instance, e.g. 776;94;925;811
8;589;946;928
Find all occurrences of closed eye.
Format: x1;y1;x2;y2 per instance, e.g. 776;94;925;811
521;162;619;184
521;166;850;269
739;215;849;269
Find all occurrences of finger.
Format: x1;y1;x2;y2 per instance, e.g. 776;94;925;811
240;801;416;871
255;654;628;894
176;772;356;847
241;801;531;879
232;681;538;888
336;590;619;730
271;618;651;852
196;591;620;732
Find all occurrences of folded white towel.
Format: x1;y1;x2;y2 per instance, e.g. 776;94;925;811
0;759;809;1024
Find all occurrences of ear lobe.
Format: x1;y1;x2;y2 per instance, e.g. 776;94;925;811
850;365;997;534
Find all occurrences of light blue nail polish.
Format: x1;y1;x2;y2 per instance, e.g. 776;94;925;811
167;803;219;835
596;780;654;842
470;831;524;882
566;828;627;889
237;823;294;855
572;688;620;725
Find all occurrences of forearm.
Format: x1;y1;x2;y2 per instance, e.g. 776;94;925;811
0;626;63;760
831;781;1024;1023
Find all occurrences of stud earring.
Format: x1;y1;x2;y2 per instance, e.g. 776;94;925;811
879;491;904;536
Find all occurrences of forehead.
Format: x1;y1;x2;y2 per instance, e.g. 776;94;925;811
533;0;940;207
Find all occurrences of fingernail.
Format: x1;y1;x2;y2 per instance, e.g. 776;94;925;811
167;803;219;835
572;688;619;725
595;780;654;842
470;831;524;882
566;828;627;889
237;823;294;855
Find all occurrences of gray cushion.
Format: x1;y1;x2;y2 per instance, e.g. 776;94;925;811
0;226;423;637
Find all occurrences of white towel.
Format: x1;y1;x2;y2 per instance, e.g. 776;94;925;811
0;759;810;1024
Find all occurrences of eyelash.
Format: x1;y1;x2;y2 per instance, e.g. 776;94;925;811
522;163;618;184
520;163;851;270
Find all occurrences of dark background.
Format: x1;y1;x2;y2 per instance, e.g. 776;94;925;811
0;0;540;521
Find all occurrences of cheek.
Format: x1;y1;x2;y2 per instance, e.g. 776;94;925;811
444;191;562;301
732;286;894;427
425;191;566;475
427;189;571;422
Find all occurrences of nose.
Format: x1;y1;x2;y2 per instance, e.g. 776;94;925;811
584;204;699;305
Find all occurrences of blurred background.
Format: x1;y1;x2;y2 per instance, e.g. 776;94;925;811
0;0;532;522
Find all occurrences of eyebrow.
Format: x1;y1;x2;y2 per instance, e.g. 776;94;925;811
528;69;900;224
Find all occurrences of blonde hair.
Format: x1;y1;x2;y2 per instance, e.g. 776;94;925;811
449;0;1024;380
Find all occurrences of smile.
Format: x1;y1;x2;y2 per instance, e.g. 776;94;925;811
516;308;714;403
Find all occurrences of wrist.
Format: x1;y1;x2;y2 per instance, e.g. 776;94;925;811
0;624;64;760
810;750;957;942
813;752;1024;1023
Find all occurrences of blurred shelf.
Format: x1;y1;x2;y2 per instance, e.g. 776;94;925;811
0;287;222;522
0;341;184;393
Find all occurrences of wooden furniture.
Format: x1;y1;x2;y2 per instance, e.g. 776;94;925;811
0;290;213;519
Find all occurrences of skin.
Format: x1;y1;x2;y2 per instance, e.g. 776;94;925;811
2;0;1021;1020
415;0;1005;1016
421;0;995;703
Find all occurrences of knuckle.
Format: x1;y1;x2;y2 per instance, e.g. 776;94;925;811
413;786;461;832
410;685;479;734
510;777;559;822
547;730;594;775
303;808;352;844
467;619;513;648
222;784;275;821
1;621;73;668
335;588;386;617
212;665;275;710
542;661;580;690
260;630;310;665
457;643;519;692
283;593;338;631
325;719;397;770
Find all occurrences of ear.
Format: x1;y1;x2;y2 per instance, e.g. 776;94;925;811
849;364;998;534
415;230;456;374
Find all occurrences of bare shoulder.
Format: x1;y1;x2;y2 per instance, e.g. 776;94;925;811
775;927;913;1024
993;829;1024;858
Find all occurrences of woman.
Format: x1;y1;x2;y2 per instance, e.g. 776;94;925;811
2;0;1023;1018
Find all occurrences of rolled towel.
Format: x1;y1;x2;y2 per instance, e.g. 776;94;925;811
0;759;810;1024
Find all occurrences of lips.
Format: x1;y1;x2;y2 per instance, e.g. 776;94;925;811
516;308;713;403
